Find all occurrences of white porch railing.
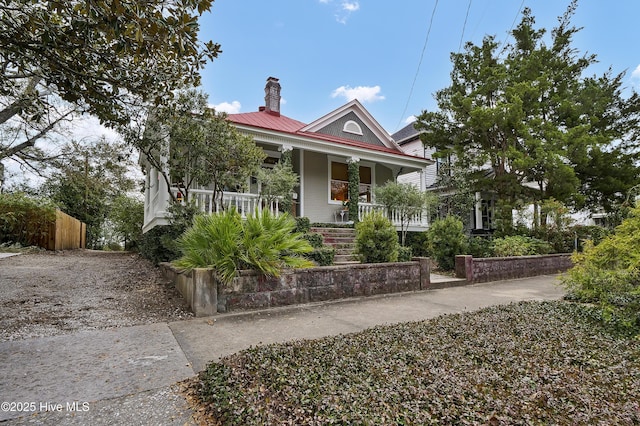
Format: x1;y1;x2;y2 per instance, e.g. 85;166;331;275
358;202;429;229
179;188;280;218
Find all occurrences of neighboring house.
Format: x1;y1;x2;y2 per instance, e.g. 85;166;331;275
142;77;433;233
394;122;497;232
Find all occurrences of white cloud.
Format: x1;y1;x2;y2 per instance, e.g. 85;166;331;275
404;115;417;125
320;0;359;24
342;1;359;12
331;85;385;103
210;100;241;114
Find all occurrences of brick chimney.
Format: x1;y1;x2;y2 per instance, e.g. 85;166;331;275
264;76;281;116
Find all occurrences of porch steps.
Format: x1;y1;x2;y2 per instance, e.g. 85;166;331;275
310;227;359;264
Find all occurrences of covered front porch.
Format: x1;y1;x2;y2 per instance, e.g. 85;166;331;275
183;188;429;231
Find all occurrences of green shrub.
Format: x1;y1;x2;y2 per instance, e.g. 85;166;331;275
426;215;467;271
0;192;57;247
302;232;324;249
174;209;314;285
493;235;551;257
403;231;429;257
294;216;311;233
573;225;610;251
139;202;199;264
398;246;412;262
305;247;335;266
562;204;640;335
354;211;399;263
467;236;494;258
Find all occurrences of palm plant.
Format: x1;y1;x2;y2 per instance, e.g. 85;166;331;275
174;209;313;285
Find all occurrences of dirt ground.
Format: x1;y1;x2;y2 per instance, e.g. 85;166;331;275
0;250;193;341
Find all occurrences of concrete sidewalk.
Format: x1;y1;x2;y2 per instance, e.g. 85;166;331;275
0;275;565;424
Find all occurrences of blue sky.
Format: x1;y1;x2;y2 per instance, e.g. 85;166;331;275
197;0;640;135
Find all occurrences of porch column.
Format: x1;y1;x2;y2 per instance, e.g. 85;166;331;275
475;192;483;230
347;157;360;222
298;149;304;217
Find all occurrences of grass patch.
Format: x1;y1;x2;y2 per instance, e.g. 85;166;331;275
193;301;640;425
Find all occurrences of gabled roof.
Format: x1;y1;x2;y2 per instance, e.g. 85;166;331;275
227;99;433;165
227;108;427;163
301;99;402;151
392;121;421;146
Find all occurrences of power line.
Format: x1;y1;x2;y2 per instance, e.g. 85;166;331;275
458;0;473;53
395;0;439;132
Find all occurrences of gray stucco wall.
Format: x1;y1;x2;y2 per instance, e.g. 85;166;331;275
316;112;385;146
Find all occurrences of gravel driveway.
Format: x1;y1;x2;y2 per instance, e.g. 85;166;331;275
0;250;192;342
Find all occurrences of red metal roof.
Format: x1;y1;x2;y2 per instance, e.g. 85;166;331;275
228;111;306;133
227;110;427;161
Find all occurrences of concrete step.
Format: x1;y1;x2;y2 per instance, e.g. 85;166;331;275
334;254;359;263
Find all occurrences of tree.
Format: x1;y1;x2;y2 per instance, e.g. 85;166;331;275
374;181;429;246
1;0;220;167
131;90;265;205
108;195;144;250
42;138;136;248
257;161;299;214
415;1;640;229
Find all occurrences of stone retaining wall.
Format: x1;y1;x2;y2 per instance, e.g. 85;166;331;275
160;258;432;316
455;253;573;283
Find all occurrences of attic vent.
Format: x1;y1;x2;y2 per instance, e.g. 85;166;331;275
343;120;363;135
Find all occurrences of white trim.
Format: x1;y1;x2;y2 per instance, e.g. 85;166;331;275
233;124;432;172
300;100;400;150
299;149;304;217
327;156;375;205
343;120;363;135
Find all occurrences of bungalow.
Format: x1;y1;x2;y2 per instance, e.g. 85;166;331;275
142;77;433;233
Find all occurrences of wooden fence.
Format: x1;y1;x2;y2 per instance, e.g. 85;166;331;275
39;210;86;250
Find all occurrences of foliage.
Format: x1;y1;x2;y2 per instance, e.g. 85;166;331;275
294;216;311;233
131;90;265;204
415;2;640;221
493;235;552;257
574;225;610;250
432;161;476;227
0;0;219;166
354;211;399;263
302;233;324;249
0;192;56;246
139;202;199;264
174;209;313;285
195;301;640;425
398;246;413;262
257;160;299;213
563;204;640;333
108;195;144;251
467;236;495;258
374;181;426;246
304;247;335;267
42;139;135;248
426;215;467;271
403;231;429;257
347;159;359;223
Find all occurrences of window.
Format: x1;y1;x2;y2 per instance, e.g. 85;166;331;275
330;162;349;202
343;120;363;135
330;161;372;203
481;199;494;230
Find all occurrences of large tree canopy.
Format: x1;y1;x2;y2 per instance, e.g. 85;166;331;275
0;0;220;165
415;1;640;225
132;90;265;205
